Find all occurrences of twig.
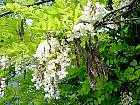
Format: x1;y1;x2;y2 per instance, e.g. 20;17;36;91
0;0;54;17
25;0;54;7
0;11;13;17
111;4;140;21
102;0;135;20
93;0;136;27
5;71;16;82
102;18;140;25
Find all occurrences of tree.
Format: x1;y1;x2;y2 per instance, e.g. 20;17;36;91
0;0;140;104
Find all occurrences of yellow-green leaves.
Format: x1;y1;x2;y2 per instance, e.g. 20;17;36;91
6;3;21;11
98;0;108;4
130;60;137;66
123;60;140;81
124;67;134;78
39;20;47;30
5;3;14;10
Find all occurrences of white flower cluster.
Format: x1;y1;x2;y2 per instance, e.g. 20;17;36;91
0;78;6;97
0;55;9;69
15;62;25;75
67;0;109;41
81;2;109;22
32;38;70;99
120;92;133;105
14;57;37;75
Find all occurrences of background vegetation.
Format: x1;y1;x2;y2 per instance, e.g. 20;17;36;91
0;0;140;104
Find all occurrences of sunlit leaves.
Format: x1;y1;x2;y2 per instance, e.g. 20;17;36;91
124;67;134;79
98;0;108;4
5;3;21;11
78;80;90;95
130;60;137;66
0;0;140;104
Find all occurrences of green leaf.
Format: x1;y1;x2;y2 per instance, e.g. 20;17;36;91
101;95;105;101
70;54;76;59
135;70;140;78
110;43;118;53
97;97;102;104
13;3;21;9
130;60;137;66
40;21;46;30
106;60;109;66
123;25;129;33
94;100;98;105
98;0;108;4
136;44;140;49
6;3;14;10
128;75;137;81
124;67;134;78
78;80;90;95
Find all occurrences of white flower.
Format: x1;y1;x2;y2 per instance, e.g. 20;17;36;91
72;23;83;32
34;40;50;58
48;61;55;70
49;37;59;49
84;23;94;31
44;87;50;92
35;85;40;90
44;76;52;84
50;72;56;77
55;96;59;99
48;87;54;93
31;76;37;81
67;34;74;42
87;0;92;7
0;78;6;97
0;91;4;97
1;84;5;88
15;15;18;19
33;37;70;99
57;70;68;79
45;94;51;98
0;55;9;69
38;83;42;87
26;19;33;26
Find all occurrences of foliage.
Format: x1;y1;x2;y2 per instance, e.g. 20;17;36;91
0;0;140;105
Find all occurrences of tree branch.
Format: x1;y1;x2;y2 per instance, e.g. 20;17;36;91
102;18;140;25
5;71;16;82
0;0;54;17
93;0;136;27
102;0;135;20
25;0;54;7
110;4;140;21
0;11;13;17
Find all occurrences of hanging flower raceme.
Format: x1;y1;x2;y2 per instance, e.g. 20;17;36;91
0;78;6;97
0;55;9;69
32;37;70;99
0;55;9;98
67;0;109;90
67;0;109;41
15;62;25;75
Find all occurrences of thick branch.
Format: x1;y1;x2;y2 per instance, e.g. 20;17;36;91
93;0;136;27
0;11;13;17
110;4;140;21
102;18;140;25
102;0;135;20
0;0;54;17
25;0;54;7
